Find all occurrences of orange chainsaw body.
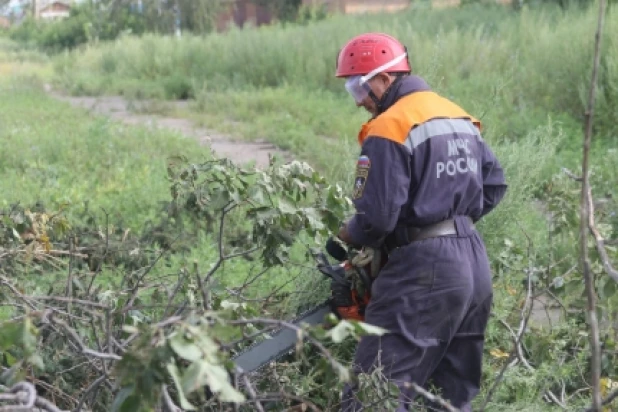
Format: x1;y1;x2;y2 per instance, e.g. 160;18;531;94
334;289;371;321
331;260;381;322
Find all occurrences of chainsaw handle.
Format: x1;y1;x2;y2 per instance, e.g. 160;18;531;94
314;251;331;269
356;266;373;292
317;262;349;286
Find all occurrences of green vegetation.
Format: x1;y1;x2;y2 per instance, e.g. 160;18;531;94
51;2;618;253
4;0;326;52
0;1;617;411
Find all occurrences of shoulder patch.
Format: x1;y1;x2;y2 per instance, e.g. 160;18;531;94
352;156;371;200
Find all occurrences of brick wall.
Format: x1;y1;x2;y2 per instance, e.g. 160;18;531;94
216;0;273;31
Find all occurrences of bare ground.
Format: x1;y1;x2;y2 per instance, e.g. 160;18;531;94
45;86;291;169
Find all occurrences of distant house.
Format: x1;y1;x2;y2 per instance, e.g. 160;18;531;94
38;0;71;20
215;0;409;31
214;0;512;32
0;16;10;29
216;0;273;31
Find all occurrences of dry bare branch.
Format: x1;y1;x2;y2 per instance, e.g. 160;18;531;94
73;374;107;412
404;382;459;412
235;367;265;412
562;167;583;182
586;188;618;283
0;382;65;412
579;0;607;409
252;392;323;412
49;316;122;361
161;384;182;412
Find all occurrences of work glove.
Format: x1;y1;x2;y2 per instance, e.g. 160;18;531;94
325;236;348;262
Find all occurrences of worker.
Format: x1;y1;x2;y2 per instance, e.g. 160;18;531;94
333;33;508;411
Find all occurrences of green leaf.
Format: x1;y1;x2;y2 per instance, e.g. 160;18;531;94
169;334;202;362
549;275;563;289
0;321;21;350
27;353;44;370
111;386;140;412
181;360;245;403
220;300;245;312
355;322;389;337
4;352;17;367
336;363;351;383
278;199;296;215
326;320;354;343
166;361;196;410
602;278;617;299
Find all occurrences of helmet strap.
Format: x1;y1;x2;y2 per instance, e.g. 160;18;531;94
374;74;405;115
369;90;381;114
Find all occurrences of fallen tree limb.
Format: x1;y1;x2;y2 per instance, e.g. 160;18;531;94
0;382;66;412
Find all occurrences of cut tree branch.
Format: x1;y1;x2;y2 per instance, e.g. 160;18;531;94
0;382;64;412
251;392;322;412
73;374;107;412
235;367;265;412
587;188;618;283
161;384;182;412
49;316;121;361
404;382;459;412
579;0;607;409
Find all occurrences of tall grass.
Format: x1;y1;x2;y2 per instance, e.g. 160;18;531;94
0;37;52;79
55;3;618;139
0;81;212;228
49;2;618;259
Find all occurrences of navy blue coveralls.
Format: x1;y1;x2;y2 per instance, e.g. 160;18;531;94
341;75;508;411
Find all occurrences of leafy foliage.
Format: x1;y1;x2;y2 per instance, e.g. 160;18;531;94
167;156;350;266
0;155;386;411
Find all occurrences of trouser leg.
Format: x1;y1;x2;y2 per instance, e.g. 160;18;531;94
427;295;493;411
424;234;494;411
340;239;477;411
341;333;449;411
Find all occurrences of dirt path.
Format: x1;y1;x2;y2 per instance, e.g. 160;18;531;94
46;86;290;169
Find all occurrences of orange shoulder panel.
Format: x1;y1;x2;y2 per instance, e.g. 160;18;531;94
357;91;482;146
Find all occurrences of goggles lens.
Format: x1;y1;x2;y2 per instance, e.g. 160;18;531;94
342;52;408;104
345;75;370;103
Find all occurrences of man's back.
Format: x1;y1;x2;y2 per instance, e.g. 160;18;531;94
348;75;506;248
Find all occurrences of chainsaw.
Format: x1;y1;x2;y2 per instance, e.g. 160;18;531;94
229;238;384;375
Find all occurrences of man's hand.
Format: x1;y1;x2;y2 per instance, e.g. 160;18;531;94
337;223;354;245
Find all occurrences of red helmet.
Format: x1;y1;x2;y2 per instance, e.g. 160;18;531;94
335;33;411;78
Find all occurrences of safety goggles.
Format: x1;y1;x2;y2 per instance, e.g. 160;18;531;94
344;52;408;103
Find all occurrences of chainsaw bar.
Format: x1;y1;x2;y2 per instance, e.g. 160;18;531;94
231;300;333;375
